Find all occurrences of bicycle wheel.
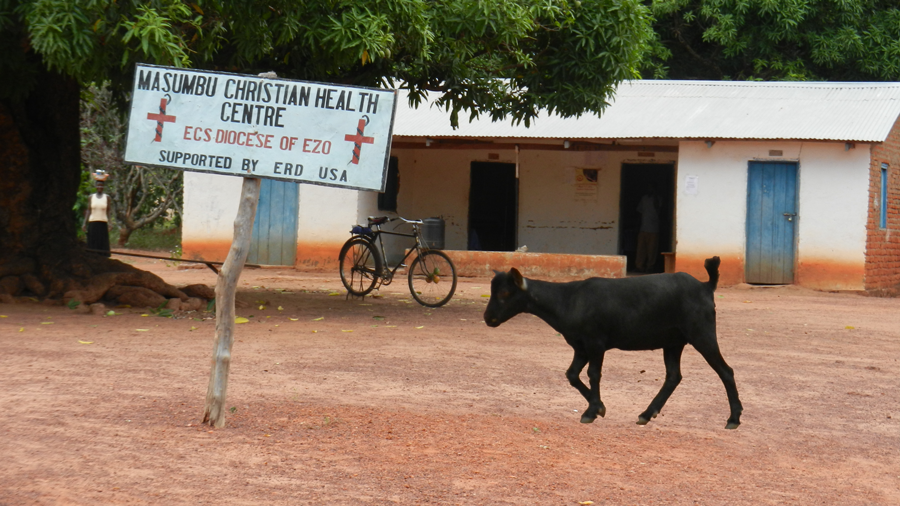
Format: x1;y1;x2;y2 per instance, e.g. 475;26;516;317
339;237;382;296
408;250;457;307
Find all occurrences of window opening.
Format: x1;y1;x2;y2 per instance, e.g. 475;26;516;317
881;163;888;229
378;157;399;211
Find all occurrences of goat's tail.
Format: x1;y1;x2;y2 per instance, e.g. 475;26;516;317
704;256;721;291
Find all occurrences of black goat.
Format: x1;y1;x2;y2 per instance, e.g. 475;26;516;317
484;257;742;429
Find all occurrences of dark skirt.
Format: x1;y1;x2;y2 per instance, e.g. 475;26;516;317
87;221;111;256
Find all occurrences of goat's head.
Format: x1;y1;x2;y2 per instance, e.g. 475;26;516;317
484;268;529;327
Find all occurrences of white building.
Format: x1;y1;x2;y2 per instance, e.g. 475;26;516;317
183;80;900;291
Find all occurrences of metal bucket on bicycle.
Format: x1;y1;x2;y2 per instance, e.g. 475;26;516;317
338;216;457;307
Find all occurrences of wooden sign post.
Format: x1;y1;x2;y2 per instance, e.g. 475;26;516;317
123;64;397;427
202;176;260;427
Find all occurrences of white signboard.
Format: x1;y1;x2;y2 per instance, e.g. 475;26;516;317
124;64;397;191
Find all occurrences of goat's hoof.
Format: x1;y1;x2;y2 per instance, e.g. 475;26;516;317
725;421;740;430
580;415;596;424
597;406;606;418
636;410;659;425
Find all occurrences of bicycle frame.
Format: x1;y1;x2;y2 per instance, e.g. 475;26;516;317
360;218;427;286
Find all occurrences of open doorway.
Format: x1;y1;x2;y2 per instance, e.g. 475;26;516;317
468;162;517;251
618;163;675;273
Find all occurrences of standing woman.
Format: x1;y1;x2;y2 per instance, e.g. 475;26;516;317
84;170;111;257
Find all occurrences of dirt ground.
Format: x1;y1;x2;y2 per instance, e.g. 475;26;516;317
1;253;898;505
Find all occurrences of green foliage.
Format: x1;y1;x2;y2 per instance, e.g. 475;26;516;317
647;0;900;81
4;0;654;127
72;166;94;239
80;82;183;246
109;222;181;252
150;301;174;318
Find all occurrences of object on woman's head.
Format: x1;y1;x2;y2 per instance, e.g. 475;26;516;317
92;170;109;182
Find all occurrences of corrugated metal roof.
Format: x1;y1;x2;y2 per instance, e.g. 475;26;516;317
392;80;900;142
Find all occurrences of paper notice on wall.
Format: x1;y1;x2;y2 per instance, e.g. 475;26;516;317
684;175;699;195
573;168;599;198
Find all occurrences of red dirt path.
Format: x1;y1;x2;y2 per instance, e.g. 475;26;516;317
1;253;898;505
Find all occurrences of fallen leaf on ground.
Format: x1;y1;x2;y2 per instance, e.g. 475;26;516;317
415;326;424;329
40;322;54;325
312;317;324;321
845;326;855;330
289;318;299;321
135;329;150;332
235;317;250;324
78;340;93;344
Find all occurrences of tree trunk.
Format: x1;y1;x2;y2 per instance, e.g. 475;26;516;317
0;63;206;307
0;65;83;290
116;227;132;247
202;177;261;428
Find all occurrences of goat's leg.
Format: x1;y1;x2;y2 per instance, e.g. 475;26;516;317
580;355;607;423
637;345;684;425
693;337;743;429
566;351;605;423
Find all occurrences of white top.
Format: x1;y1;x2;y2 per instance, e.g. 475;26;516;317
637;194;659;234
89;193;109;222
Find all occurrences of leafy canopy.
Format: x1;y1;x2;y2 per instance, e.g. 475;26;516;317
2;0;654;126
647;0;900;80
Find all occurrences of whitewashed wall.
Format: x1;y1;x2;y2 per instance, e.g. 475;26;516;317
296;183;360;245
182;172;243;260
676;140;870;288
293;183;362;269
183;171;363;265
391;146;677;255
795;142;871;267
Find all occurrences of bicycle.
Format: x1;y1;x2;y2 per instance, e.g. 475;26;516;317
339;216;458;307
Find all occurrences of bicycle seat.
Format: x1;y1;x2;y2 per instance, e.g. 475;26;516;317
368;216;389;225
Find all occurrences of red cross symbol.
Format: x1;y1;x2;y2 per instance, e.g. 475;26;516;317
146;97;176;142
344;117;375;165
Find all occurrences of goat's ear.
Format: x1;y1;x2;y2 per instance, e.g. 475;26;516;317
509;268;527;291
492;269;503;276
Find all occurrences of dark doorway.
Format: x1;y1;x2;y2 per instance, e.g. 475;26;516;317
468;162;517;251
618;163;675;273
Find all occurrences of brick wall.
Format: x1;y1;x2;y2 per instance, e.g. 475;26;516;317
865;115;900;291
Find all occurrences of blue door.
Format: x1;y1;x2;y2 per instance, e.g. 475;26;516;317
745;162;798;284
248;179;299;266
